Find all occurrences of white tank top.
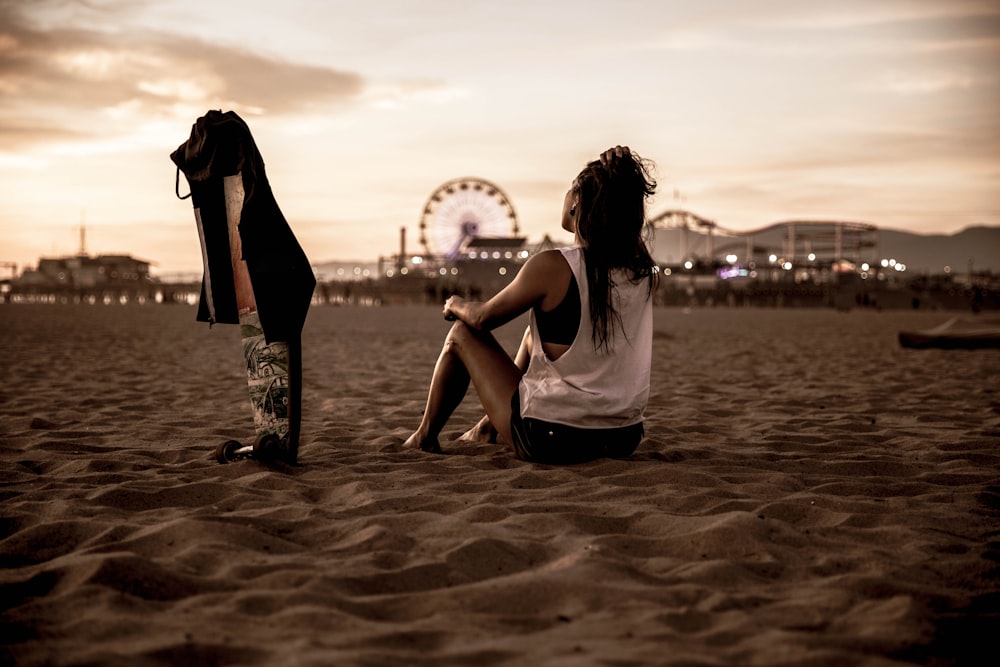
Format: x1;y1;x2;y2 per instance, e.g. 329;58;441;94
519;246;653;428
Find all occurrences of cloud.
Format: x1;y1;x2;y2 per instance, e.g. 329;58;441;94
876;70;980;95
640;2;1000;59
363;79;469;111
754;0;999;30
761;127;1000;174
0;1;365;153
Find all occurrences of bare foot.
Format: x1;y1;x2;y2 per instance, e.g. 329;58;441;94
457;415;499;444
403;430;442;453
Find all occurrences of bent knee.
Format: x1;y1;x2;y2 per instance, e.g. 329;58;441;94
443;321;470;353
445;320;477;346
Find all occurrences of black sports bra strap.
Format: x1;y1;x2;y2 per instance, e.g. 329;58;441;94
534;274;581;346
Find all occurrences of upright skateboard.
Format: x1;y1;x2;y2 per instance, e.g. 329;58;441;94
172;110;314;465
212;174;300;464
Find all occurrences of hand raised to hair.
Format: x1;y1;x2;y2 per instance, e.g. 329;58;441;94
600;145;630;168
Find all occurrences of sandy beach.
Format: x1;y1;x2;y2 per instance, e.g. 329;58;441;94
1;303;997;666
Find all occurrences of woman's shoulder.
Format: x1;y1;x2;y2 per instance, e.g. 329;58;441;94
519;248;574;287
541;245;585;268
528;247;574;268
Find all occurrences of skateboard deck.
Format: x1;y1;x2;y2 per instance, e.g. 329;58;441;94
195;174;301;464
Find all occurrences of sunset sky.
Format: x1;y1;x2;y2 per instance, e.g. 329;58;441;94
1;0;997;275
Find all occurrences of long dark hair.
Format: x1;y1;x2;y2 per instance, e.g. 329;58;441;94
574;150;657;351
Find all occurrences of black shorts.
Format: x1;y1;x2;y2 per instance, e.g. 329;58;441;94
508;389;643;465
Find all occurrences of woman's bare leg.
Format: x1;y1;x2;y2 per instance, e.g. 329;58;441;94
402;326;472;453
458;326;532;444
404;322;522;452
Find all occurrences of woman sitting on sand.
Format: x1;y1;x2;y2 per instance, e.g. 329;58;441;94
403;146;657;464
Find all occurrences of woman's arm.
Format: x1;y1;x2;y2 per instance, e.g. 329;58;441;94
443;250;572;331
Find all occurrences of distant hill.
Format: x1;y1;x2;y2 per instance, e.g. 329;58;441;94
877;226;999;274
647;225;999;275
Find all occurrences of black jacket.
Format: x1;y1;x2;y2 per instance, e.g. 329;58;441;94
171;110;315;342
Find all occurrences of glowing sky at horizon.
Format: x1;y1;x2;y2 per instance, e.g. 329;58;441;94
1;0;997;275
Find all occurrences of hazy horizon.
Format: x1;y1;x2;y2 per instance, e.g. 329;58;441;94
2;0;998;274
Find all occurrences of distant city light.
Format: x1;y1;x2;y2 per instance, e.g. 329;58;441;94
718;266;750;280
439;267;447;275
498;267;507;276
726;254;737;264
411;256;423;265
807;253;816;261
769;254;778;263
861;262;870;271
683;260;693;270
782;261;792;270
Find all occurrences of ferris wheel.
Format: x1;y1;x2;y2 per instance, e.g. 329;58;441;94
418;177;519;258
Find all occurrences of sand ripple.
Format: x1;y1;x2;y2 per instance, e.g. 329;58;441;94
1;304;997;665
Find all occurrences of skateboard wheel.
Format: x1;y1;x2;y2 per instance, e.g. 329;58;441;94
215;439;243;464
252;433;282;460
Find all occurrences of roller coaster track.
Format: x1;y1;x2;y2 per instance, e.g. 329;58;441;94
645;209;879;265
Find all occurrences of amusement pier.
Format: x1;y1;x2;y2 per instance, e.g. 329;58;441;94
2;177;997;311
